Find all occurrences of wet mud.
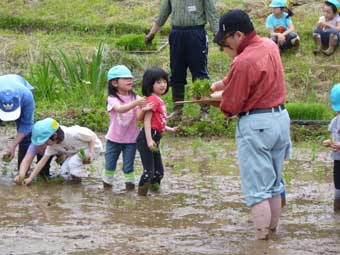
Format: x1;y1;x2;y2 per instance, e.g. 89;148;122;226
0;127;339;254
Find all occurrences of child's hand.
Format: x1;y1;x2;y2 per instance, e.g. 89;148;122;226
277;34;286;45
323;139;332;147
2;153;13;163
142;102;154;112
147;140;157;151
331;142;340;152
82;156;92;164
23;177;33;186
135;97;148;107
14;175;25;184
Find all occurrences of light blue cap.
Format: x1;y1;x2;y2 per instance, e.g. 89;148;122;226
269;0;287;7
326;0;340;9
107;65;133;81
330;84;340;112
32;118;59;145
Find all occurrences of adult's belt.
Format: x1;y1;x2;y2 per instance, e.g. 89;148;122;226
238;105;285;117
172;25;205;30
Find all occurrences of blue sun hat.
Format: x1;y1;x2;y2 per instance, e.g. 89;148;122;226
32;118;59;145
107;65;133;81
269;0;287;8
326;0;340;10
330;84;340;112
0;89;21;121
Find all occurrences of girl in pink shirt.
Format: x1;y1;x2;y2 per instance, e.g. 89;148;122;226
103;65;148;191
137;67;177;196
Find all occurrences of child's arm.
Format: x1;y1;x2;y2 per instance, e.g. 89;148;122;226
144;111;156;149
320;21;340;31
165;126;178;132
23;155;51;185
14;153;35;184
113;97;147;113
137;103;154;121
86;136;97;162
282;23;295;36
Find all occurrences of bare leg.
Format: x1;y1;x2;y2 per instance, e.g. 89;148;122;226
268;194;282;231
251;200;271;240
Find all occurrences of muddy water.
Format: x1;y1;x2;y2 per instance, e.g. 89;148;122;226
0;127;339;255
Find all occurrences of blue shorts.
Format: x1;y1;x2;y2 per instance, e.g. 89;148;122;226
236;109;291;207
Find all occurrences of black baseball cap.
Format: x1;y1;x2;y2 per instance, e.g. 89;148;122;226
213;10;254;46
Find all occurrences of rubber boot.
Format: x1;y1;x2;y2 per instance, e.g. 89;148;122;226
103;181;112;189
125;182;135;191
281;194;286;208
322;34;338;56
313;35;322;54
150;183;160;192
138;182;150;196
334;199;340;214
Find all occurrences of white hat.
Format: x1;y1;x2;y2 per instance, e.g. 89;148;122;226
0;89;21;121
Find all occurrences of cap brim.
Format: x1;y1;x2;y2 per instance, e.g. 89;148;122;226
213;31;224;45
332;104;340;112
0;107;21;121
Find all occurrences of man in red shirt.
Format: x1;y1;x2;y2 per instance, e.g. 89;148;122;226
212;10;291;240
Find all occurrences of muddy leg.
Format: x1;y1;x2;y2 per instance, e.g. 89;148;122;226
251;200;271;240
268;194;282;232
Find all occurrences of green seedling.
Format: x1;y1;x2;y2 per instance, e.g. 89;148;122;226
149;145;159;153
79;149;91;164
2;154;11;163
190;79;211;99
115;34;158;51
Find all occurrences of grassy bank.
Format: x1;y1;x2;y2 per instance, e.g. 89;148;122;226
0;0;338;140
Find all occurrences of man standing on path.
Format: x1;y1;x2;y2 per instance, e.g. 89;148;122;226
145;0;219;121
0;74;50;177
211;10;291;240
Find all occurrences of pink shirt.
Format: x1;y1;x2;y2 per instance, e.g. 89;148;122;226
105;95;140;144
221;33;286;117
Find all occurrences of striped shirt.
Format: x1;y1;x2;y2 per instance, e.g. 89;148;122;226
155;0;219;33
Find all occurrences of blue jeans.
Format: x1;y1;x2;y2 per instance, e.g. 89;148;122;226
236;109;291;207
271;32;299;50
105;140;136;175
313;28;340;46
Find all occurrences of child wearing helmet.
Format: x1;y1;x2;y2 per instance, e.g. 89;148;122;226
313;0;340;55
266;0;300;51
323;83;340;213
102;65;152;191
23;118;102;185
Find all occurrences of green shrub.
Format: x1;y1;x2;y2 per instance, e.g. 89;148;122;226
115;34;158;51
286;103;333;120
190;79;211;99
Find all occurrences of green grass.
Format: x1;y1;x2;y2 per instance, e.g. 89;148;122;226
0;0;339;138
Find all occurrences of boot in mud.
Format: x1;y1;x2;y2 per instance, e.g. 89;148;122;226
150;183;161;192
67;175;82;184
334;199;340;214
322;34;338;56
313;35;322;54
138;182;150;196
125;182;135;191
281;194;286;208
103;181;112;189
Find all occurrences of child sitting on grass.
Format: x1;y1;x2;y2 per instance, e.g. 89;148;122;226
21;118;102;185
266;0;300;51
313;0;340;55
323;83;340;213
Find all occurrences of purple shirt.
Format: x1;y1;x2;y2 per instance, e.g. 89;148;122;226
27;144;44;156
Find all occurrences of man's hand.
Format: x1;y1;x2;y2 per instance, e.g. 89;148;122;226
145;33;155;46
